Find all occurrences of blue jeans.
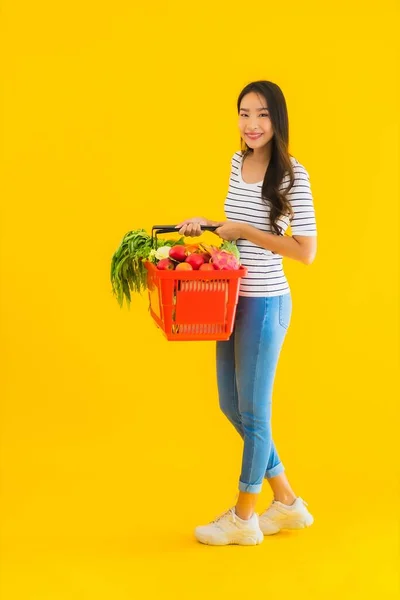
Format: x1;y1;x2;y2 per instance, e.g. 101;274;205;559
216;293;292;494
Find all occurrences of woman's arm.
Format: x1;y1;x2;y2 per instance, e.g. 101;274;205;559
240;223;317;265
214;221;316;265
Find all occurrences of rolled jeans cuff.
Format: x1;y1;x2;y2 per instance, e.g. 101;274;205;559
238;463;285;493
238;480;264;494
265;462;285;479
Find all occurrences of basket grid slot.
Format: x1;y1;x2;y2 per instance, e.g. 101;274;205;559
171;323;225;335
176;279;228;293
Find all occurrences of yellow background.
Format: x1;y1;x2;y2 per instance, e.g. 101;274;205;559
1;1;399;598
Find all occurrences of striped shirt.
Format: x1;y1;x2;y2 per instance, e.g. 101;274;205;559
224;151;317;297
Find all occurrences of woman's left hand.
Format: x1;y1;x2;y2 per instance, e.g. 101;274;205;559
214;221;244;241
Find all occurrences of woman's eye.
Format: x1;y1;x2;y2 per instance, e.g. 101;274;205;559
240;113;269;117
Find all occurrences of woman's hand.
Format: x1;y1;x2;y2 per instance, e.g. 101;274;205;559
215;221;244;241
175;216;224;237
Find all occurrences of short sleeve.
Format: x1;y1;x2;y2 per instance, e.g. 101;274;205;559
288;164;317;236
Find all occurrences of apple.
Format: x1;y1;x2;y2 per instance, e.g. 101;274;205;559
185;254;205;270
198;252;211;263
175;262;193;271
156;258;175;270
169;245;187;262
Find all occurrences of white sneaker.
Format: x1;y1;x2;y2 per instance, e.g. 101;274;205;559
258;497;314;535
194;507;264;546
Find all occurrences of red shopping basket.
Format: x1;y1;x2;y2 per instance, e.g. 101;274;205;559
144;225;248;341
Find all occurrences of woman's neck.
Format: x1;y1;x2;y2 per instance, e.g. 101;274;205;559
248;144;272;164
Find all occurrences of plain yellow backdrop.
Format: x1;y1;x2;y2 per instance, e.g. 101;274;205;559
1;1;399;598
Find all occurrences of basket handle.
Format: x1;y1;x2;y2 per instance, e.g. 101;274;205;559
151;224;218;248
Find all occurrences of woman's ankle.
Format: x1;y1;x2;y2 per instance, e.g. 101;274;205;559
274;493;297;505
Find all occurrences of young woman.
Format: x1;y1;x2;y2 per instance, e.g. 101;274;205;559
176;80;317;546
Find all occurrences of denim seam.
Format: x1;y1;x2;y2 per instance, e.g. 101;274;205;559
232;355;242;430
239;297;269;492
278;295;286;329
279;293;292;330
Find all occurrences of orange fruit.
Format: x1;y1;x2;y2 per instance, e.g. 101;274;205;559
185;244;200;254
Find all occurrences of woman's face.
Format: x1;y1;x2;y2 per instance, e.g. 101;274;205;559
238;92;274;149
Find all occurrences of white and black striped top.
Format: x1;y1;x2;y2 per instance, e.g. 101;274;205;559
224;151;317;297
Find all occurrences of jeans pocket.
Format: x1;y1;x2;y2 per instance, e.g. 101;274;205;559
278;293;292;330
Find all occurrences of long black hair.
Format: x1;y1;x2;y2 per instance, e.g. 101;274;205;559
237;81;295;235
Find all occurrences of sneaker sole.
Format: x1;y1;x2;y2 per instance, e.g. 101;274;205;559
260;514;314;535
195;530;264;546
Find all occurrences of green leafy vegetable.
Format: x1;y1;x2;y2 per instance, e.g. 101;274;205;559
110;229;185;309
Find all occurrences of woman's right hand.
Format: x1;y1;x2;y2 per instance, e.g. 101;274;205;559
175;216;209;237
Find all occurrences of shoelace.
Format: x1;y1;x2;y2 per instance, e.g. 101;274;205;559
273;497;308;507
262;497;308;515
210;507;235;524
210;492;240;525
